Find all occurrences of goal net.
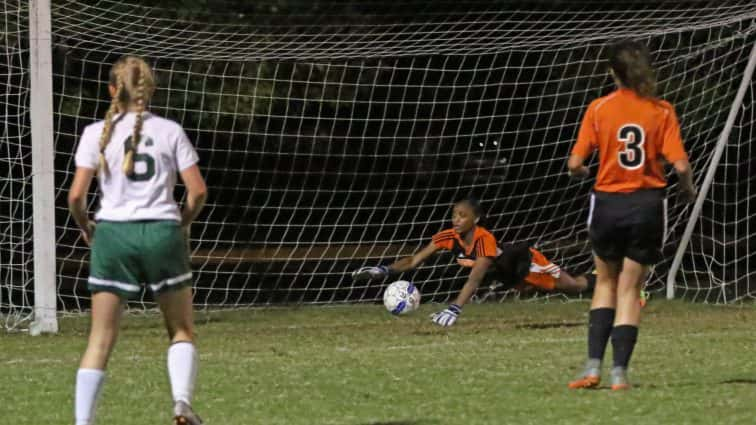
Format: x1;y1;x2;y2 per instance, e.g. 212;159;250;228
669;74;756;303
2;1;755;328
1;1;34;329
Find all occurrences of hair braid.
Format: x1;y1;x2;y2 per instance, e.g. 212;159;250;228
96;76;124;176
103;56;155;177
123;63;147;176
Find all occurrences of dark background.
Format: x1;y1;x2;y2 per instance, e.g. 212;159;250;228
1;0;754;310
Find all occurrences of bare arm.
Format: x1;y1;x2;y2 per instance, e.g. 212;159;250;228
387;242;440;273
179;165;208;228
67;167;96;245
452;256;494;307
673;159;697;203
567;154;590;178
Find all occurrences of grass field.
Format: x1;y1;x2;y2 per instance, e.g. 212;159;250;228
2;300;756;424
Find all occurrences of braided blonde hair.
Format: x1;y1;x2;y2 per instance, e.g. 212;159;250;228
97;56;156;176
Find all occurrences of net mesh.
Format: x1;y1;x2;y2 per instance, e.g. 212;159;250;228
672;76;755;303
1;1;755;324
0;0;33;328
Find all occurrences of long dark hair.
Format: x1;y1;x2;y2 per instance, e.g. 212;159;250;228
606;40;656;98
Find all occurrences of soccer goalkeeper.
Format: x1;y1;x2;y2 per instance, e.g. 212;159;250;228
352;198;596;327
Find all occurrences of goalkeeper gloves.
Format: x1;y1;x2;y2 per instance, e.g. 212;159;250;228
351;265;392;282
431;304;461;327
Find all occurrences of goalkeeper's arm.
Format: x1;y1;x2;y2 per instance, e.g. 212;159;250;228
451;256;493;307
431;256;494;327
352;242;440;282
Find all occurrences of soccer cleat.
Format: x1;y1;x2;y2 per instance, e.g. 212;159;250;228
173;401;203;425
639;289;648;308
568;374;600;389
610;366;630;391
568;359;601;389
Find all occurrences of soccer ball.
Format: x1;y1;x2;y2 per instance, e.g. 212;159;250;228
383;280;421;315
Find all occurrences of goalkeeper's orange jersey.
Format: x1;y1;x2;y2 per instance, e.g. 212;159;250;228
432;226;499;268
572;88;688;193
432;227;561;291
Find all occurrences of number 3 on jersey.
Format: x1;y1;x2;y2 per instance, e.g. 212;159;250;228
617;124;645;170
124;136;156;181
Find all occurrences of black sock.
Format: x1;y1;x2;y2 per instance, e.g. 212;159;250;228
584;274;597;292
588;308;615;361
611;325;639;369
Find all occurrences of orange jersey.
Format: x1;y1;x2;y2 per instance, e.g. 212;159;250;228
432;226;499;268
434;229;562;291
572;88;688;193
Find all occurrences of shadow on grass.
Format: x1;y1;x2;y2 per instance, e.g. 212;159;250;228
357;421;439;425
719;378;756;385
407;320;583;335
633;379;756;389
590;379;747;390
515;321;582;330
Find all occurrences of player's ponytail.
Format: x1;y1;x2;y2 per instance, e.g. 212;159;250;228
101;56;156;177
123;62;147;176
607;40;656;98
96;74;124;177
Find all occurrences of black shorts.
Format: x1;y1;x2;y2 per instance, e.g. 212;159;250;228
486;242;532;287
588;189;667;265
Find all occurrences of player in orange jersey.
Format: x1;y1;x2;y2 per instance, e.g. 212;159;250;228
352;198;596;327
566;40;697;390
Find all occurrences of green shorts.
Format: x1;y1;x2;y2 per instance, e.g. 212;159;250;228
88;220;193;299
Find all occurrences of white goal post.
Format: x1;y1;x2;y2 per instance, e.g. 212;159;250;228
29;0;58;334
666;41;756;301
2;1;755;332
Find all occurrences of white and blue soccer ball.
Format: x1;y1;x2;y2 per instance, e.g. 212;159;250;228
383;280;421;315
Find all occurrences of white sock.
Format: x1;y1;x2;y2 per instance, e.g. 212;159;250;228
75;368;105;425
167;341;198;405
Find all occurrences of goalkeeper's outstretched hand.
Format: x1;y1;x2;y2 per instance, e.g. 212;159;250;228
431;304;461;327
351;265;391;282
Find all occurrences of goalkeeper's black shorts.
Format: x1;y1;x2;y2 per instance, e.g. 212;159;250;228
488;242;533;288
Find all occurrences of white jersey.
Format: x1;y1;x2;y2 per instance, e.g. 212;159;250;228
74;112;199;222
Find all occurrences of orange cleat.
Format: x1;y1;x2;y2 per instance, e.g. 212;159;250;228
568;375;600;389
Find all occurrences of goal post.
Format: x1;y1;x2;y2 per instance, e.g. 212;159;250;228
666;41;756;301
29;0;57;334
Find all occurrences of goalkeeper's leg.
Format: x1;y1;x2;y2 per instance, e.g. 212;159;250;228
554;271;596;294
559;269;646;307
157;286;203;425
76;291;124;425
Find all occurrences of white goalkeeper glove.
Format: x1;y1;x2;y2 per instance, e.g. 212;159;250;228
431;304;461;327
351;265;392;282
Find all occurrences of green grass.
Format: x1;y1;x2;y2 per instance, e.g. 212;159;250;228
3;300;756;424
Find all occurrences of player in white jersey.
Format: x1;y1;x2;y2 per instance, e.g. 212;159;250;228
68;56;207;425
